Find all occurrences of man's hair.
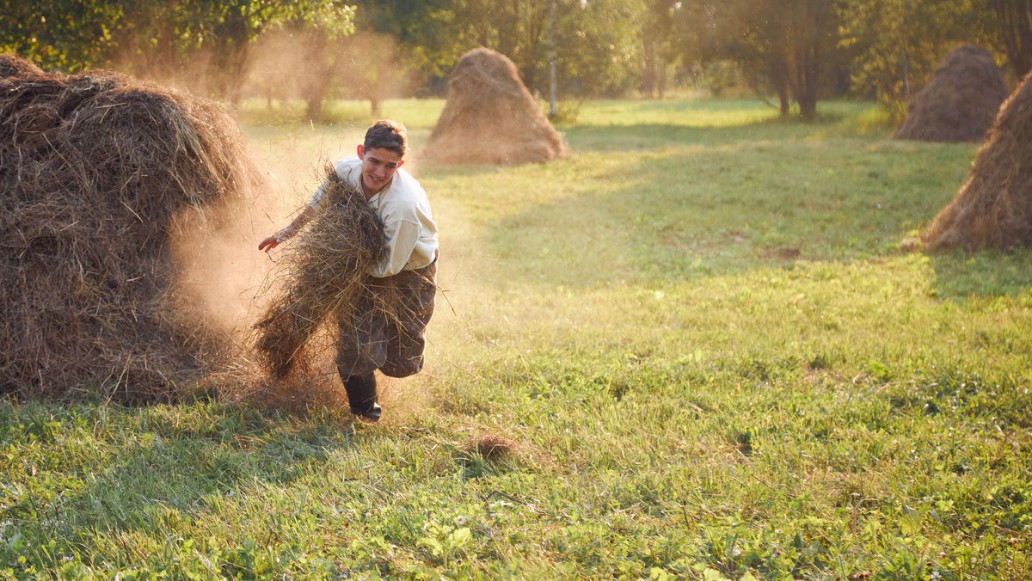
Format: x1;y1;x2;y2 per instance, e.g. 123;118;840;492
364;120;408;157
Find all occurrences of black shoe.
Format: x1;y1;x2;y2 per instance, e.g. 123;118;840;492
342;373;380;422
353;402;382;423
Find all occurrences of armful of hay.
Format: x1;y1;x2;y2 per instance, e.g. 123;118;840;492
252;168;387;378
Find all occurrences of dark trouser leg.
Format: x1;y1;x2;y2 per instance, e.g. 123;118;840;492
340;372;380;420
380;260;437;378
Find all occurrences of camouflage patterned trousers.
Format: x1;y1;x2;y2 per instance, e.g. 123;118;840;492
335;258;437;379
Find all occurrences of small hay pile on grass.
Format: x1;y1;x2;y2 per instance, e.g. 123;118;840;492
424;47;566;165
0;58;260;402
253;169;387;381
895;45;1009;143
922;71;1032;252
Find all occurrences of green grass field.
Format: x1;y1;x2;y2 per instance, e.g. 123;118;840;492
3;98;1031;579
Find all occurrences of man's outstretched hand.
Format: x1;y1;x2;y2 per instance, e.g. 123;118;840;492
258;236;280;252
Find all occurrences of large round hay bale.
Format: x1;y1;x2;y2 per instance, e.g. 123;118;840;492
921;70;1032;252
424;47;566;165
895;45;1009;143
0;63;260;402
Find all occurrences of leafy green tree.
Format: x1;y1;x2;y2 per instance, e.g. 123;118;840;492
0;0;122;71
989;0;1032;77
554;0;644;98
641;0;678;98
0;0;354;112
838;0;997;116
357;0;644;100
111;0;354;107
674;0;841;116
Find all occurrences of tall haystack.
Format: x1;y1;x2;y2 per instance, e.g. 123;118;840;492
895;45;1009;143
424;47;566;165
0;59;261;402
921;71;1032;252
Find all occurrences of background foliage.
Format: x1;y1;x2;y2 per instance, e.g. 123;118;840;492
1;0;1028;118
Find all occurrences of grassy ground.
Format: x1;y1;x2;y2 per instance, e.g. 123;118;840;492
2;98;1031;579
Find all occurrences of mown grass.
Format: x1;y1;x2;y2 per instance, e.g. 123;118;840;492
3;98;1031;579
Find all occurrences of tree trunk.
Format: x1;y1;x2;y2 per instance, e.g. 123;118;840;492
301;31;329;122
794;44;820;118
643;39;658;98
992;0;1032;78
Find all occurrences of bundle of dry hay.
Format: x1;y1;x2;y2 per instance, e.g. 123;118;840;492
0;57;260;402
423;47;567;165
921;71;1032;252
252;169;387;380
895;45;1009;143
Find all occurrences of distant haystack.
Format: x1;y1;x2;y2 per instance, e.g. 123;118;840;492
424;47;566;165
921;71;1032;252
895;45;1009;143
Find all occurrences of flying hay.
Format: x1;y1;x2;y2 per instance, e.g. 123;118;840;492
424;47;567;165
252;170;388;380
895;45;1009;143
0;59;261;402
921;70;1032;252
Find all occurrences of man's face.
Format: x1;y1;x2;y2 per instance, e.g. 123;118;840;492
358;145;404;194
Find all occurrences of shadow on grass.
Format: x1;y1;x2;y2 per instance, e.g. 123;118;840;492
457;125;970;289
560;108;891;154
925;249;1032;299
0;401;356;538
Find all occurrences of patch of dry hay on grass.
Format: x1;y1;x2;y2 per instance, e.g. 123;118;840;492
0;58;262;403
895;45;1009;143
463;433;520;461
250;169;387;387
424;47;566;165
922;70;1032;252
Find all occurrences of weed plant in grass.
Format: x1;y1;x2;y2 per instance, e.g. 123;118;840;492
2;99;1031;579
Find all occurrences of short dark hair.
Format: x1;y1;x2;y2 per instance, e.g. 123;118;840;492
364;120;408;157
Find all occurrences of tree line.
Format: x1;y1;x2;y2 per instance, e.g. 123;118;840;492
1;0;1029;118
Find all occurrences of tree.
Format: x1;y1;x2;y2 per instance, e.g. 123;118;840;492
0;0;122;71
989;0;1032;78
0;0;355;111
110;1;354;108
641;0;677;98
673;0;841;116
838;0;996;116
352;0;645;106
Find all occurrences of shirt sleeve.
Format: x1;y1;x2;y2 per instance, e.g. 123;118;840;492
372;217;420;278
309;160;357;208
307;181;328;207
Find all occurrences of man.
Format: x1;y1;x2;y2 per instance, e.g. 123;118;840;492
259;120;438;422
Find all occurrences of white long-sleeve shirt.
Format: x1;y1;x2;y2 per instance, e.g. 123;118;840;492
309;158;438;278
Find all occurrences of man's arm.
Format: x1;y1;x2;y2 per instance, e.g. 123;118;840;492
258;204;317;252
